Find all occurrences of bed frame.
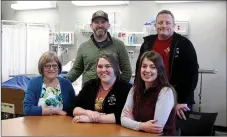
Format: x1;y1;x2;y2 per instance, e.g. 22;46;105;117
1;87;25;117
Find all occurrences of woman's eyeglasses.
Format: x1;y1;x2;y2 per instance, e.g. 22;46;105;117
44;64;58;69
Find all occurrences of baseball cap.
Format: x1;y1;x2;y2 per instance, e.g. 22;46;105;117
91;10;109;22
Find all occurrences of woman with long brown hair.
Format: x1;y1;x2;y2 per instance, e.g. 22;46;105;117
121;51;177;135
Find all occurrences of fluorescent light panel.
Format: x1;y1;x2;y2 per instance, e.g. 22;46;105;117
155;1;204;3
11;1;56;10
71;1;129;6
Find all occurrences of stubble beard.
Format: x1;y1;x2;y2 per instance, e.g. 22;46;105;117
94;29;107;38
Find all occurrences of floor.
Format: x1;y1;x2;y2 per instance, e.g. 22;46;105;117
215;131;227;136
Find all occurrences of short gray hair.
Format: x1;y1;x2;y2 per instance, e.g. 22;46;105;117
38;51;62;75
156;10;175;24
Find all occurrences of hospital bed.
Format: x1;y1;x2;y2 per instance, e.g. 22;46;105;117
1;75;31;119
62;59;82;95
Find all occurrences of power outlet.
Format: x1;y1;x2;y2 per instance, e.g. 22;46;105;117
65;48;68;53
128;50;134;55
128;50;134;57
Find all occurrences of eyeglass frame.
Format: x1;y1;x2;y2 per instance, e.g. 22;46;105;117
44;64;59;70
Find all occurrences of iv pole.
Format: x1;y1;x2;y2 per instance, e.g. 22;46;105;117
198;68;217;112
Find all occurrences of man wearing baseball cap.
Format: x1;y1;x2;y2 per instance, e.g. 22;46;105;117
64;10;132;84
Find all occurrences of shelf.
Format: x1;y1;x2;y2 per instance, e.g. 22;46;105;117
115;31;146;35
79;30;93;33
125;44;141;47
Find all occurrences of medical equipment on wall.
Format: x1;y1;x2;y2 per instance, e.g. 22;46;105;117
116;31;145;47
50;22;74;45
50;22;74;65
49;30;55;44
52;32;74;45
57;46;69;65
127;33;136;46
143;16;156;36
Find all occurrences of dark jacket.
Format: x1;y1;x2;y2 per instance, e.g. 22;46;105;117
74;78;132;124
23;76;76;116
135;32;199;104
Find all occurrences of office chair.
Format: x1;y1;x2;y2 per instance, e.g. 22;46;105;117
176;111;218;136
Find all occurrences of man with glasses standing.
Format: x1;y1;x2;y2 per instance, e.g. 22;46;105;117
64;10;132;84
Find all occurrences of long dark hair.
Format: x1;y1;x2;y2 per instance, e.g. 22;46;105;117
133;51;177;117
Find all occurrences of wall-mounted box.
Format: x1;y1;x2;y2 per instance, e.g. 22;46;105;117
174;21;189;36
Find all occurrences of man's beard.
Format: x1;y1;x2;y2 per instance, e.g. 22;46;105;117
94;28;107;38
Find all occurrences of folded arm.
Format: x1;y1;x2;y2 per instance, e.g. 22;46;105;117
154;87;175;126
73;107;115;123
121;88;142;131
73;107;88;116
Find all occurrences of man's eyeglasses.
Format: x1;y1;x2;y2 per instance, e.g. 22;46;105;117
44;64;58;69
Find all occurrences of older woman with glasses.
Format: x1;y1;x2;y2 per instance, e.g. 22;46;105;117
23;51;76;116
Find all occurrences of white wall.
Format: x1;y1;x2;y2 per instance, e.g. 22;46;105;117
0;0;2;83
2;1;226;127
